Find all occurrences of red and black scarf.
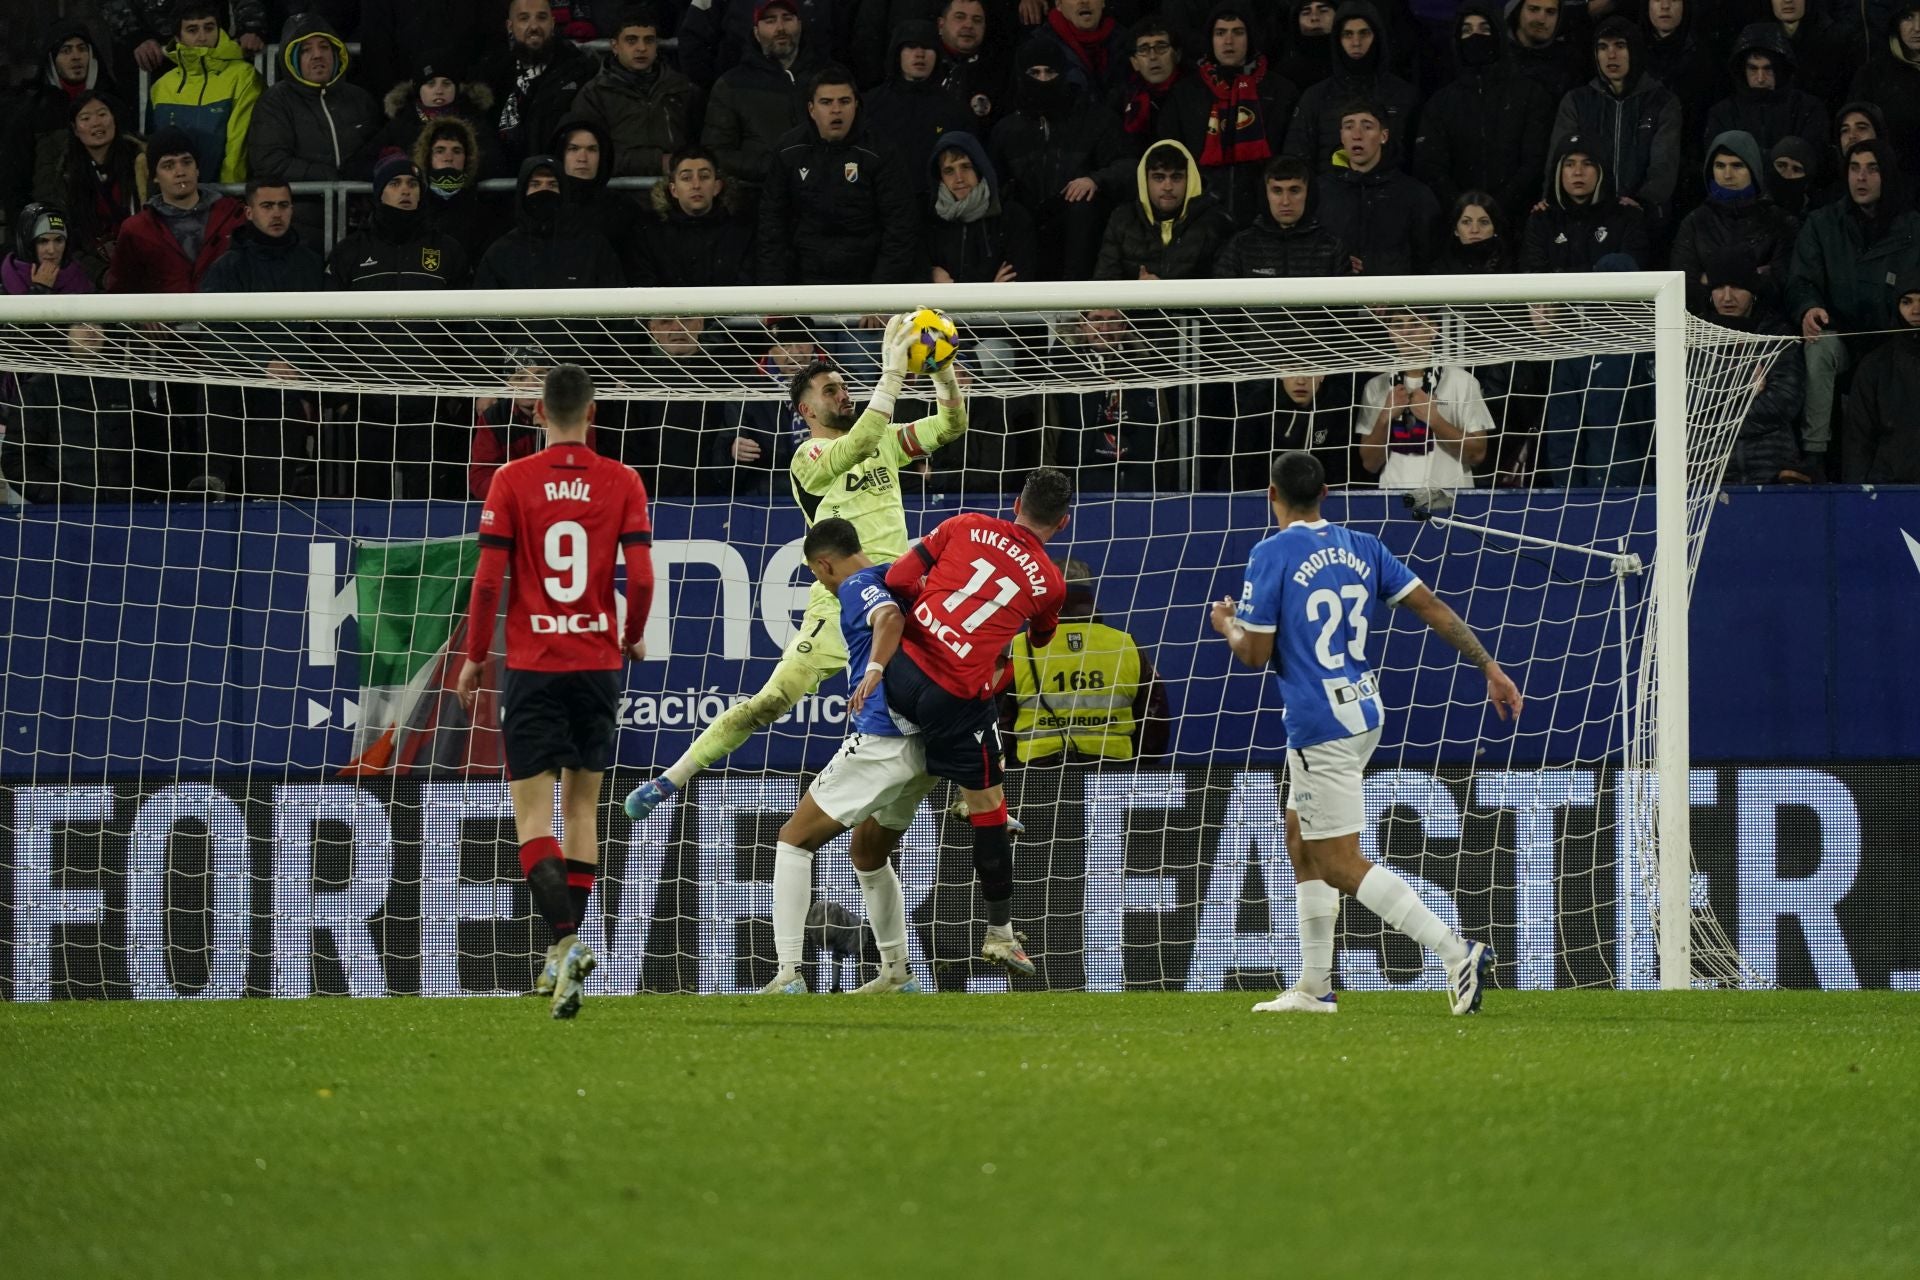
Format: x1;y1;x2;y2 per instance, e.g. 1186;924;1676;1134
1046;8;1117;78
1197;56;1273;167
1121;67;1181;136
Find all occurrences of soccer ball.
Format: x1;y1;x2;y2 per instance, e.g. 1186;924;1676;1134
905;307;960;375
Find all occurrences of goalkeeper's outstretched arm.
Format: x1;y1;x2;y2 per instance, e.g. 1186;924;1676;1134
1399;585;1524;721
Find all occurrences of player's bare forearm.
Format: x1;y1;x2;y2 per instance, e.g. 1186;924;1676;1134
1210;597;1273;668
1359;412;1390;474
870;605;904;667
1403;585;1493;667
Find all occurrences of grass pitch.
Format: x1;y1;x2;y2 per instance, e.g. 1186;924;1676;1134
4;991;1914;1278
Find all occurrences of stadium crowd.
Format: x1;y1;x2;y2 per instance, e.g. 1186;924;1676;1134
1;0;1918;501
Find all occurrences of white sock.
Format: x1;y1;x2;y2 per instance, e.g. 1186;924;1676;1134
663;752;699;789
1296;879;1340;996
856;862;910;968
985;921;1014;944
1356;865;1468;965
772;841;813;969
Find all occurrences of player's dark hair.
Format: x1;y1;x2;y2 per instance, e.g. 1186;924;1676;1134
805;65;860;102
788;358;835;409
542;363;595;428
1271;450;1326;508
1019;467;1073;525
1263;154;1310;186
803;517;862;561
244;175;292;203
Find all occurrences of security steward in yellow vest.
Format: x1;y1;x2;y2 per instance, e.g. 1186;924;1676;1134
1003;560;1170;763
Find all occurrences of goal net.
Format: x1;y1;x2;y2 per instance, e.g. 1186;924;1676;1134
0;277;1790;1001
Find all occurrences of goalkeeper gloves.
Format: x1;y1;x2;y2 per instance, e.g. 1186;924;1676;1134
872;311;915;417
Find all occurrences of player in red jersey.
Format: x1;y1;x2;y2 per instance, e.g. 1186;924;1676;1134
455;364;655;1019
883;467;1071;977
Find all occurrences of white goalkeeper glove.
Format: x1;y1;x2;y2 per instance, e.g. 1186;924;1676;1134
873;310;915;417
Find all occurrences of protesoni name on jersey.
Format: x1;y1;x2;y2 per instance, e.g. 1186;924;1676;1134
1290;545;1374;587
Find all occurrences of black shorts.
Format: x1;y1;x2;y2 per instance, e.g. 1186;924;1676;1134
882;652;1004;791
500;668;621;780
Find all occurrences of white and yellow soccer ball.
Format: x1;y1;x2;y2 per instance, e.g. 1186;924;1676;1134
904;307;960;374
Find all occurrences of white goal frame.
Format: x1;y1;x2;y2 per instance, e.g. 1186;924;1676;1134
2;271;1701;988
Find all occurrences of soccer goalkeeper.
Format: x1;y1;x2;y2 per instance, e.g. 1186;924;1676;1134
624;314;969;821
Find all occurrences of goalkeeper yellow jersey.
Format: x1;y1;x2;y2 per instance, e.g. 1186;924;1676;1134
788;403;965;567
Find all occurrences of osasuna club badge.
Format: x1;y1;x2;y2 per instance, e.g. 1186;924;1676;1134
421;248;441;272
844;161;860;183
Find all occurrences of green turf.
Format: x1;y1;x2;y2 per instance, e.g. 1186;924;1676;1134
4;991;1915;1278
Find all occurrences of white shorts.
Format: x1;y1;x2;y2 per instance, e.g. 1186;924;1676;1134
809;732;938;832
1285;728;1381;840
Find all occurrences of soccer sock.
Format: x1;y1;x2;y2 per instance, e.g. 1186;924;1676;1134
518;836;575;940
773;841;814;970
855;862;910;968
659;760;693;791
970;806;1013;928
1356;865;1468;966
1296;878;1340;996
564;859;596;931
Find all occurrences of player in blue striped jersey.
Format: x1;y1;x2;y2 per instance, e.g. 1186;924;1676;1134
764;518;936;996
1211;452;1523;1015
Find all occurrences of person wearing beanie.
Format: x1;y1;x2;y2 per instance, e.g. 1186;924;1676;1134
1;204;93;298
991;34;1134;279
572;4;697;180
1786;137;1920;477
1843;268;1920;482
1846;2;1920;181
864;20;974;199
1693;247;1810;485
328;150;472;292
700;0;820;199
1282;1;1419;174
1412;0;1554;224
1671;130;1800;311
369;47;499;179
144;2;262;184
1547;14;1682;229
105;126;246;292
247;13;381;247
1768;134;1820;216
1159;4;1299;225
1704;24;1828;161
480;0;602;170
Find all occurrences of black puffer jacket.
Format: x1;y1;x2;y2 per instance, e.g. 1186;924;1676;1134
1283;0;1419;172
923;132;1037;283
629;184;756;289
1547;17;1684;221
1211;208;1350;277
1846;3;1920;181
546;114;640;254
1522;135;1652;272
756;121;920;285
700;44;817;189
1313;162;1438;277
246;15;381;181
200;221;326;292
1093;141;1236;280
475;155;626;290
1413;0;1554;223
1671;131;1800;306
329;204;471;291
1702;24;1829;159
1713;302;1805;486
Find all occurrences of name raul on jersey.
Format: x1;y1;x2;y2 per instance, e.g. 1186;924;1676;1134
968;527;1050;593
1291;545;1371;586
544;479;591;502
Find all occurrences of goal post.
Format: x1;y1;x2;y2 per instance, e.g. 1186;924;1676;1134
0;270;1783;996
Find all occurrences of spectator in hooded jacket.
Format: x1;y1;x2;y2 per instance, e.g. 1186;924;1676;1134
572;5;697;180
756;66;920;287
1522;133;1650;271
1548;15;1683;228
1692;248;1810;486
702;0;820;197
1204;371;1359;489
1508;0;1587;105
936;0;1013;133
248;15;381;246
1284;1;1419;173
477;155;626;293
1037;0;1131;97
106;126;246;293
1112;18;1183;151
1787;138;1920;477
1413;0;1553;225
1812;102;1886;210
865;22;975;199
1314;100;1438;276
1847;2;1920;181
1158;5;1299;226
991;35;1135;281
415;116;502;262
1769;134;1819;217
31;92;147;290
1211;153;1349;277
629;146;757;288
105;0;265;84
146;3;263;185
1843;271;1920;482
1093;140;1236;279
368;51;499;184
1671;131;1800;310
1276;0;1338;91
548;115;642;253
1641;0;1715;203
927;132;1037;284
2;22;120;224
1703;24;1828;161
1769;0;1853;114
481;0;602;170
